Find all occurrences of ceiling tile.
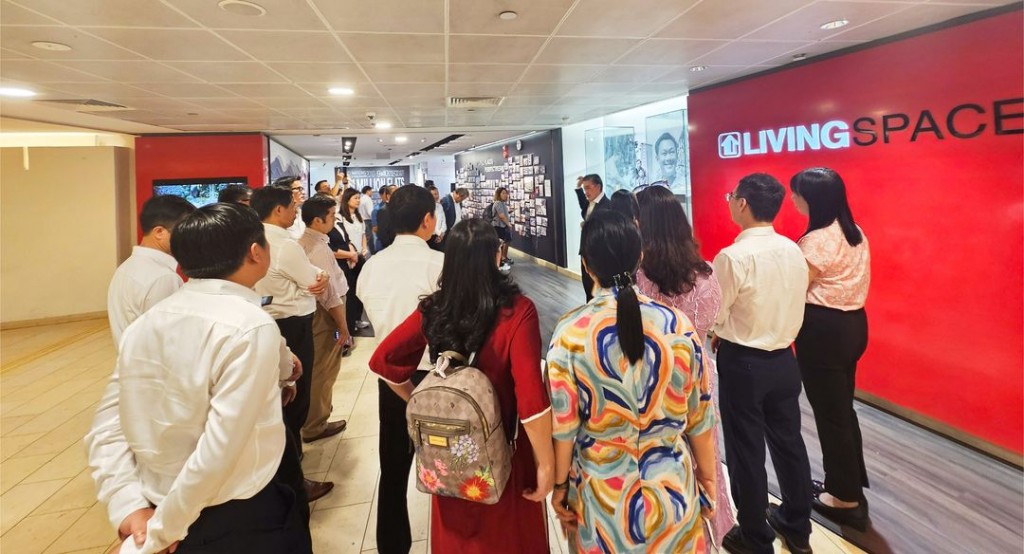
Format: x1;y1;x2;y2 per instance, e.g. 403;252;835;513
17;0;198;27
449;63;524;83
339;34;444;63
184;97;265;109
317;94;388;110
0;48;31;59
0;1;59;25
615;39;728;65
449;0;572;35
218;31;353;63
316;0;445;33
0;26;142;60
587;65;675;83
132;82;238;97
41;81;157;99
759;40;864;66
567;82;638;95
167;61;287;83
447;82;514;97
500;95;560;107
627;81;690;96
509;82;578;95
106;97;201;112
828;3;990;42
254;96;333;109
692;40;810;66
52;60;202;83
216;83;313;96
745;1;910;41
168;0;329;31
657;65;748;85
362;63;445;83
0;59;108;82
535;37;642;64
656;0;810;40
266;62;368;84
518;64;604;84
384;96;447;108
449;36;546;64
86;28;248;61
376;83;446;98
557;0;700;37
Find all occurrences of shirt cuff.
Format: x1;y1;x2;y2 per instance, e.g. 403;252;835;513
520;406;552;424
107;485;152;532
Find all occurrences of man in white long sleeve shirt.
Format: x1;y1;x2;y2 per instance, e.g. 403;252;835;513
85;203;312;554
107;195;195;345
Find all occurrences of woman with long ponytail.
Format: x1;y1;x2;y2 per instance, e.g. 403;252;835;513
546;210;717;553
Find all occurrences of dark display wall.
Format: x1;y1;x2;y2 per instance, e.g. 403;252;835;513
688;9;1023;460
454;130;567;267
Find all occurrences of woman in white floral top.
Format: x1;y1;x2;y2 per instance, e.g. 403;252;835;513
790;167;872;531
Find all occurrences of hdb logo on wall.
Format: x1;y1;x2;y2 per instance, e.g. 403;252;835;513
716;98;1023;159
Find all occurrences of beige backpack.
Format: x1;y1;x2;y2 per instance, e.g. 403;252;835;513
406;351;512;505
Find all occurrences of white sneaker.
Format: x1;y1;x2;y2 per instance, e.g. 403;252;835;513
354;320;370;329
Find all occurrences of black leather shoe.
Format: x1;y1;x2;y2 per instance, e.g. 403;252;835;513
767;504;813;554
721;526;757;554
304;479;334;502
811;479;825;496
812;496;869;532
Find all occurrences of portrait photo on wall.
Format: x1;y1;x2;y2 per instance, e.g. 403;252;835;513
268;137;310;191
645;110;689;196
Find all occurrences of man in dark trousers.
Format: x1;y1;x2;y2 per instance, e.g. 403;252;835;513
575;174;610;302
713;173;813;554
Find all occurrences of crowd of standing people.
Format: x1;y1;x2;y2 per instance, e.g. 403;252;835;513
86;166;870;554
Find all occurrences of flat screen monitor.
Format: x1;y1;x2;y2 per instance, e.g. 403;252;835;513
152;177;248;208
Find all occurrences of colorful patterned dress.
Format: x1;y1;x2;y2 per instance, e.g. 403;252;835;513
547;288;715;554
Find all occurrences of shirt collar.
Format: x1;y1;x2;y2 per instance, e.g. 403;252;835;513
392;234;429;248
590;192;605;205
302;227;329;243
182;278;261;305
132;245;177;271
263;222;290;238
735;225;776;242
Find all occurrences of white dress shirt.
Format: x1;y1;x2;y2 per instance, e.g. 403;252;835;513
107;246;182;346
287;209;305;240
357;235;443;369
85;279;290;554
358;194;374;221
298;227;347;310
585;192;606;220
339;215;366;255
255;223;319;319
451;194;463;226
713;226;809;351
433;202;447;236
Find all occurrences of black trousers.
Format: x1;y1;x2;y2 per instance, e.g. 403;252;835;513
718;340;812;553
376;372;427;554
795;304;870;502
276;428;310;522
342;258;365;328
276;314;314;439
581;269;594;303
175;480;312;554
365;220;376;255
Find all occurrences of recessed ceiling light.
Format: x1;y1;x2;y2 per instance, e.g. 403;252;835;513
396;136;408;143
377;138;384;143
376;121;392;129
820;19;849;30
218;0;267;17
0;87;36;97
421;138;426;143
792;53;808;61
689;65;707;72
328;87;354;96
499;11;518;21
31;41;72;52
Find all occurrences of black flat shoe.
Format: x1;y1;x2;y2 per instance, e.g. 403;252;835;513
721;526;757;554
812;496;869;532
767;504;813;554
811;479;825;496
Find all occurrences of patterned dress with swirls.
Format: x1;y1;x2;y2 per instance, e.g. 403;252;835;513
547;288;715;554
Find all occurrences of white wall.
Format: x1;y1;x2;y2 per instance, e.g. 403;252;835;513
1;146;132;323
560;96;688;273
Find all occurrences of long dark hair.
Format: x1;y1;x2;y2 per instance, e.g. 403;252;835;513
790;167;863;246
637;186;711;295
420;219;520;355
582;210;644;364
339;188;362;224
608;189;639;222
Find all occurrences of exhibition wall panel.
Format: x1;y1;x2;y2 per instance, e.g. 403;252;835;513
688;8;1023;459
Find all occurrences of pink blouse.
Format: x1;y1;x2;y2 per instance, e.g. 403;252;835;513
636;264;722;343
798;221;871;311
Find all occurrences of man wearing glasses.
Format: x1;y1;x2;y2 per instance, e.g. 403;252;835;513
273;175;307;240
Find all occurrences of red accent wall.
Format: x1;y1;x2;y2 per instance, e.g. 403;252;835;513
689;11;1023;455
134;133;268;220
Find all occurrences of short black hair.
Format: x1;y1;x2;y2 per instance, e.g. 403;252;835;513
217;184;251;204
426;184;438;192
273;175;299;188
424;180;435;187
301;193;337;226
654;132;677;154
609;189;639;221
389;184;436;234
140;195;196;235
454;187;469;197
361;186;373;194
736;173;786;222
581;174;603;188
171;203;266;280
251;185;294;221
314;180;330;193
379;185;391;196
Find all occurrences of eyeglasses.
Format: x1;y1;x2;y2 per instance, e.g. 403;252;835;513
291;187;302;192
724;191;742;202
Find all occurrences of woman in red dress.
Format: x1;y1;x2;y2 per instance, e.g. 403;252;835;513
369;218;554;554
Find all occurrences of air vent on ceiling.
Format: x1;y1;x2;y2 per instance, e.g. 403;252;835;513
375;151;391;160
37;98;133;112
447;96;504;109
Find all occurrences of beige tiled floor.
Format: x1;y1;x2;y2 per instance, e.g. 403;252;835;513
1;319;864;553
